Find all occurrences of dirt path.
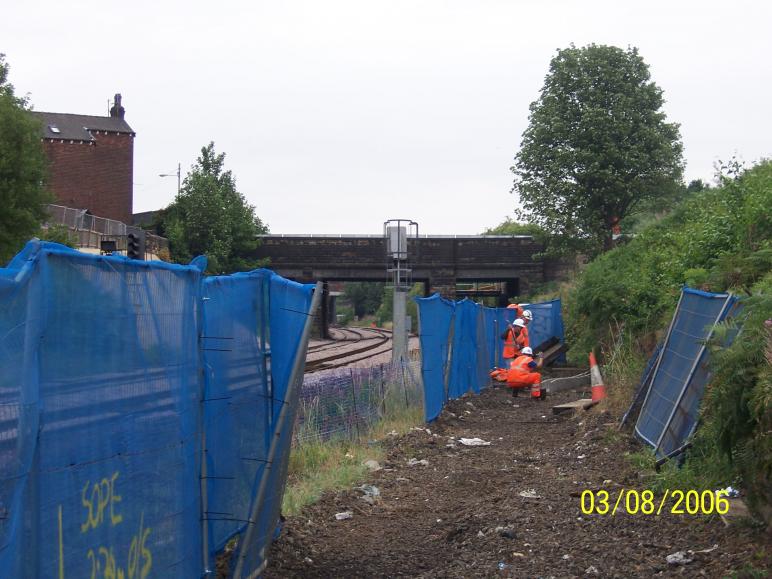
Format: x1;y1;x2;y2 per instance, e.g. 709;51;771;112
265;387;770;578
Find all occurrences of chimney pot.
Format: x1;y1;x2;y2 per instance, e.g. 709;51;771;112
110;93;125;119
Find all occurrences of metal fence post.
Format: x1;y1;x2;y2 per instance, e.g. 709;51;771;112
232;281;322;579
349;368;361;440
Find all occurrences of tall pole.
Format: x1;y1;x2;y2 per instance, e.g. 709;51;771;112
393;285;407;364
159;163;182;195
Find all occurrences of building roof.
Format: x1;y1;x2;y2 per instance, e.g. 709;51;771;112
29;111;135;141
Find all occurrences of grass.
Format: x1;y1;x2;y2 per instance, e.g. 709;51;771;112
598;328;648;417
282;387;424;517
283;436;383;516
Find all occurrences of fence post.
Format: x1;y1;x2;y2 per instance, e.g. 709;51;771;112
349;368;361;440
400;359;410;408
232;281;323;579
379;364;387;418
494;318;499;368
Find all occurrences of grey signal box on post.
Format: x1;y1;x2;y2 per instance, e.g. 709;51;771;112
384;219;418;365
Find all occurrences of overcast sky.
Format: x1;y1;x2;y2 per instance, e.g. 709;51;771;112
3;0;770;234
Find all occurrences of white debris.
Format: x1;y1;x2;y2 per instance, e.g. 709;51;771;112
585;565;600;575
386;430;399;437
666;551;694;565
577;454;586;460
718;486;740;497
519;489;541;499
562;554;572;560
334;511;353;521
357;484;380;497
363;460;382;472
477;530;486;538
459;437;491;446
407;458;429;467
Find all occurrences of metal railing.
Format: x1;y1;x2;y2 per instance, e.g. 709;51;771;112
44;204;169;257
46;204;127;236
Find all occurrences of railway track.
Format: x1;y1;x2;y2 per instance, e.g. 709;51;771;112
305;327;392;373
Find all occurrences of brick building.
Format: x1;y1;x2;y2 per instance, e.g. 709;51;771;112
30;94;134;224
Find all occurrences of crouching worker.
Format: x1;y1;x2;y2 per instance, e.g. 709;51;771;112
505;346;545;399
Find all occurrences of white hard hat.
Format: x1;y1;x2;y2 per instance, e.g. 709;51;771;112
521;347;533;356
513;318;526;328
522;310;533;321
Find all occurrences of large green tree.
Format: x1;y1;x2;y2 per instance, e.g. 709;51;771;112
158;142;268;273
0;54;51;263
511;44;683;255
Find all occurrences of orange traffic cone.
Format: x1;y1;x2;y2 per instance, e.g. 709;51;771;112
589;352;606;402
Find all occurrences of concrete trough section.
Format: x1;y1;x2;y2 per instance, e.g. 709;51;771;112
542;367;590;395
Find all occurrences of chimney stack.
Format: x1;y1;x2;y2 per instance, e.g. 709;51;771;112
109;93;125;119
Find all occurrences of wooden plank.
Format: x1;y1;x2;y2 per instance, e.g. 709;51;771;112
552;398;596;415
541;342;567;365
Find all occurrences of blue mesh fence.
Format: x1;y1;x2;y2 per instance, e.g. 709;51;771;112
635;287;738;458
0;241;314;578
414;295;455;422
416;295;565;422
449;299;486;399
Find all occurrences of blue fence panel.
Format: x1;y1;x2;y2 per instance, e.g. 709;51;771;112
636;287;736;457
448;299;483;399
0;242;315;579
415;294;454;422
416;295;566;423
235;274;314;576
474;306;491;393
201;271;272;560
0;243;43;578
0;242;204;578
481;307;500;369
522;298;565;355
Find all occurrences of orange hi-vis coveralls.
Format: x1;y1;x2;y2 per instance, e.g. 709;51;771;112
502;325;521;359
517;325;529;350
505;354;542;398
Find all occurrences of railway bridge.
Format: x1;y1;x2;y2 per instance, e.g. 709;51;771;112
255;234;570;337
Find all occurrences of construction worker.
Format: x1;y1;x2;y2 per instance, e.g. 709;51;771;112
518;310;533;350
502;318;526;359
505;346;544;399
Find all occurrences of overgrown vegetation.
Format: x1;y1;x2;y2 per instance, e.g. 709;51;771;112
0;54;53;263
561;160;770;512
565;160;771;361
283;391;423;516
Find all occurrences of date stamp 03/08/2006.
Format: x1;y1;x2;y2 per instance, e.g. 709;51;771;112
579;489;732;516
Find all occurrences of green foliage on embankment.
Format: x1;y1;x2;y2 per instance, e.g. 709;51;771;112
564;160;771;513
565;160;772;361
